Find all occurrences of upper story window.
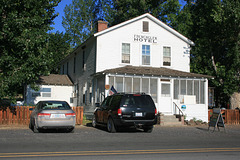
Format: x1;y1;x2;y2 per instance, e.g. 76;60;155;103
143;21;149;32
67;62;69;75
62;65;64;74
163;46;171;66
73;57;76;73
82;51;85;68
142;45;150;65
82;51;86;71
122;43;130;63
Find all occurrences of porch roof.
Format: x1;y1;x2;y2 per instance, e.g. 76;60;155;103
37;74;73;86
95;66;213;79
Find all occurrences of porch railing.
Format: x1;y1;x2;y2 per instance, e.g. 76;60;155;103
173;102;184;117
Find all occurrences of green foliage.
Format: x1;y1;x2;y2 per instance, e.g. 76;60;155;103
47;31;73;73
183;0;240;106
63;0;182;45
63;0;94;46
0;0;60;101
111;0;181;28
62;0;116;46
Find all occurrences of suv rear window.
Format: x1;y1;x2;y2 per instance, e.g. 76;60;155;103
109;95;122;109
120;95;155;108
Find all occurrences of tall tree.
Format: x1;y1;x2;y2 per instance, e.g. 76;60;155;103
63;0;114;46
183;0;240;107
47;31;73;74
0;0;60;101
111;0;181;28
63;0;182;46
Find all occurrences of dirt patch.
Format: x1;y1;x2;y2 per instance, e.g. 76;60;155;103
0;125;28;130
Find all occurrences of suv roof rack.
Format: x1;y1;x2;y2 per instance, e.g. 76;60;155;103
113;92;147;95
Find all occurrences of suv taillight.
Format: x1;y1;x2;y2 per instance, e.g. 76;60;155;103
155;109;157;116
117;108;122;116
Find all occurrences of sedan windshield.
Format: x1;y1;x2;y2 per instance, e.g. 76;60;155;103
40;101;71;110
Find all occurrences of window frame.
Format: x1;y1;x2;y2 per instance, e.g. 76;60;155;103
73;57;76;74
142;45;151;65
121;43;130;64
161;83;171;97
163;46;171;66
173;79;205;104
142;21;149;32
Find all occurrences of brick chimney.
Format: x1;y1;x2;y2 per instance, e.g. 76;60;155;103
97;20;108;32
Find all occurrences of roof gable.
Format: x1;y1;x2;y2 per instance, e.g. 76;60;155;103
94;13;194;46
37;74;73;86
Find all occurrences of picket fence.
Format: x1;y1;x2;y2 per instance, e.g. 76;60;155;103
208;109;240;124
0;106;84;125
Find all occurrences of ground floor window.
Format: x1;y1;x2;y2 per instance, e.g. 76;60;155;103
31;87;51;98
109;76;157;103
174;79;205;104
133;78;140;92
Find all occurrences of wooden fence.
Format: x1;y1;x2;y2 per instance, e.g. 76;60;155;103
208;109;240;124
0;106;84;125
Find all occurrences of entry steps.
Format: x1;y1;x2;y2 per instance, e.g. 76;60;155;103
159;115;183;126
84;111;94;120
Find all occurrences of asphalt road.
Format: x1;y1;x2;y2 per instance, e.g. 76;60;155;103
0;124;240;160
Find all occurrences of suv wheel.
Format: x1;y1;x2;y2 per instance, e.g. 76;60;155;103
143;126;153;133
107;118;116;133
92;115;97;128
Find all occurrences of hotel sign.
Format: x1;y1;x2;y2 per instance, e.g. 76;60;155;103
134;34;157;43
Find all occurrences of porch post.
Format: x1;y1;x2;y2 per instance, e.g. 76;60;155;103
105;74;109;97
157;77;160;113
205;78;209;122
205;79;208;106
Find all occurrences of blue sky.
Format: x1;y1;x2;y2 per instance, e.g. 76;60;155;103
51;0;72;33
51;0;186;33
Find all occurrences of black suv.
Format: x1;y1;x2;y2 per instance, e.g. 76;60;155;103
92;93;157;133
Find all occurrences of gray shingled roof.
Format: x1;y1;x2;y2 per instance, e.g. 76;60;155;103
97;66;213;79
38;74;73;86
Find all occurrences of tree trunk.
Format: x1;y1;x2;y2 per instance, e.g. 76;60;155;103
230;92;240;109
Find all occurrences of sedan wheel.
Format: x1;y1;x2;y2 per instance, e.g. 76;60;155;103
29;119;33;130
107;118;116;133
33;120;39;133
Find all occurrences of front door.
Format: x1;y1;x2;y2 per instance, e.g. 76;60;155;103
159;81;172;115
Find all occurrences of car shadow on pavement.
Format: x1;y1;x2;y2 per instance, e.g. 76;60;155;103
196;127;209;132
30;128;73;133
85;123;143;133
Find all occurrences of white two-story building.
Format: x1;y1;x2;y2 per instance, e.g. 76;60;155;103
60;13;212;122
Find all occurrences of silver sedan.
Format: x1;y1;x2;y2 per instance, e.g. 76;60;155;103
29;101;76;133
